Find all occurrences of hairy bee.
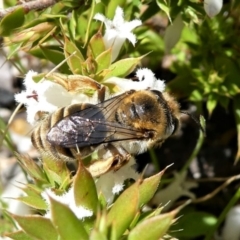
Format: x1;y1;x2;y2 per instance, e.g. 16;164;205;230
31;89;180;176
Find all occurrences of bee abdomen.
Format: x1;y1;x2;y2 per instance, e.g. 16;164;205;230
31;110;76;162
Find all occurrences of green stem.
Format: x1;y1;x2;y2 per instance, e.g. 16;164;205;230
180;115;205;174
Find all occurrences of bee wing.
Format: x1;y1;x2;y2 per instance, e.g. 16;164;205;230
47;91;146;148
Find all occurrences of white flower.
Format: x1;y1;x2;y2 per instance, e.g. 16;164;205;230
94;6;142;62
221;205;240;240
204;0;223;18
41;188;93;219
105;68;165;93
15;71;92;125
96;157;139;203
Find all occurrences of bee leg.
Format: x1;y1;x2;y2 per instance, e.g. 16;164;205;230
107;144;131;172
86;144;131;177
97;86;106;103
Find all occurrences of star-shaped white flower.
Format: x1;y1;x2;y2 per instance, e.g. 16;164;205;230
94;6;142;62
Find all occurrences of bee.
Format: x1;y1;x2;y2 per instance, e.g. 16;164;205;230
31;89;180;177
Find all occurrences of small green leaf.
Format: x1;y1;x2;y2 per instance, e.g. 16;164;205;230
0;7;25;36
88;31;106;58
12;215;58;240
4;230;33;240
156;0;172;23
190;89;204;102
50;197;89;240
128;213;173;240
164;14;184;53
107;182;139;239
103;56;143;80
171;211;217;238
138;170;164;207
15;153;47;183
73;161;98;214
96;48;112;73
68;10;77;40
206;94;217;116
17;195;47;210
64;37;84;74
42;157;70;189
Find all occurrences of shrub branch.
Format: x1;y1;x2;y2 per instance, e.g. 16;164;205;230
0;0;57;19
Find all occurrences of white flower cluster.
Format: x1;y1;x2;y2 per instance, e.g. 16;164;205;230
15;71;93;125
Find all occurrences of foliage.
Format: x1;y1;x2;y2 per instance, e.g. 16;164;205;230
1;0;240;239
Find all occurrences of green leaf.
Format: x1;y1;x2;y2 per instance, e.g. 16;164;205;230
42;157;70;189
73;161;98;214
15;153;47;183
164;14;184;53
50;197;89;240
18;184;48;210
171;211;217;238
190;89;204;102
68;10;77;40
156;0;172;23
138;170;164;207
64;37;84;74
128;213;173;240
12;215;58;240
0;7;25;36
107;182;139;239
206;94;217;116
0;117;15;152
103;56;143;80
17;195;47;210
5;230;33;240
96;48;112;73
106;0;126;18
88;31;106;58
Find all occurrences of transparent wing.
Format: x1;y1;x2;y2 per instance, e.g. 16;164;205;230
47;91;147;148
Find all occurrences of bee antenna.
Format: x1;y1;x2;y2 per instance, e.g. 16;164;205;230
180;111;205;133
